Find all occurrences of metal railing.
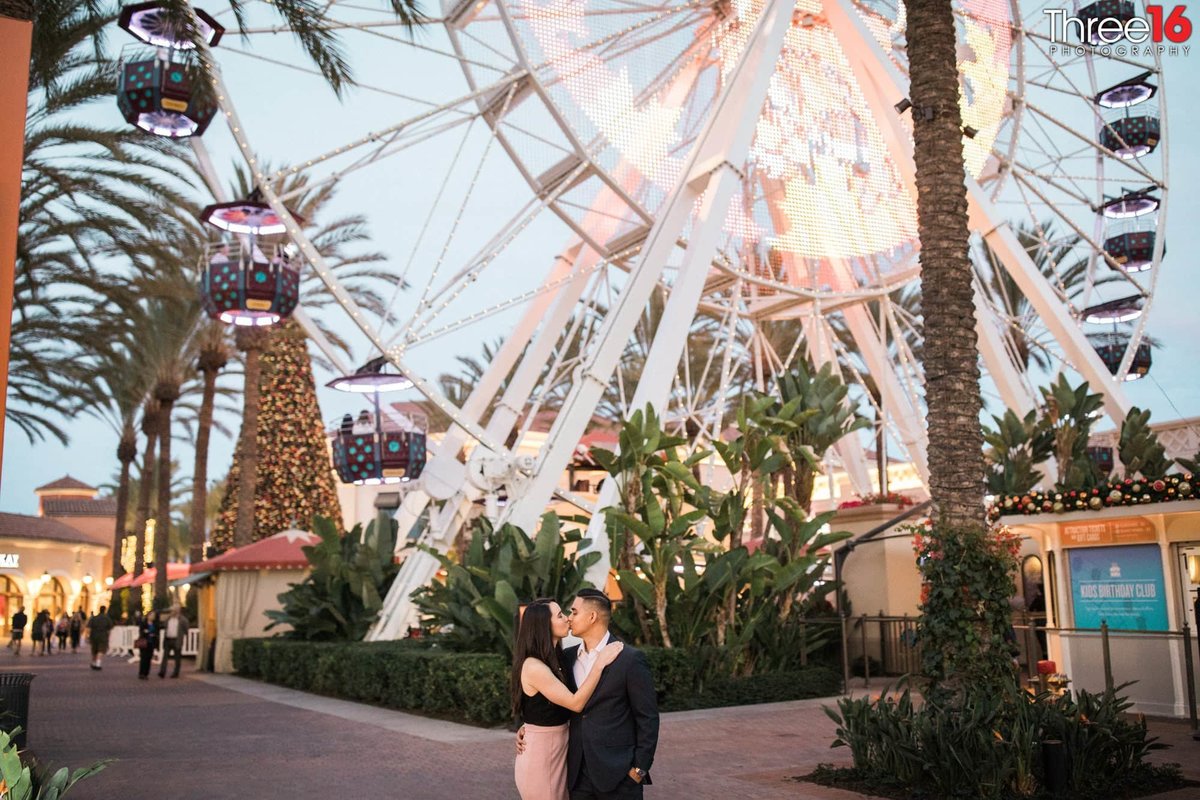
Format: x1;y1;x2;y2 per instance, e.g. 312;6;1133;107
816;613;1199;730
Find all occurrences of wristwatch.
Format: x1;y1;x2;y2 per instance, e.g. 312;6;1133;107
630;767;646;782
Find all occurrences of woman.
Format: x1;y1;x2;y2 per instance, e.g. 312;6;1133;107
512;599;622;800
136;610;158;680
55;612;69;652
68;609;84;653
30;610;46;655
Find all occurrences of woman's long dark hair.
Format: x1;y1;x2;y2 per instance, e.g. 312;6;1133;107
511;598;564;720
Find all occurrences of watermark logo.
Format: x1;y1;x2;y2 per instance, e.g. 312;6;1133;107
1045;5;1192;56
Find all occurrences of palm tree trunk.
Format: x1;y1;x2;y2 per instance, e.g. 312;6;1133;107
111;425;137;579
190;364;219;564
233;327;268;547
133;405;160;578
0;2;34;20
907;0;986;531
154;391;179;607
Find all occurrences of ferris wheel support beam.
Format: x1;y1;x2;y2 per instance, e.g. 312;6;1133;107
368;244;593;640
499;0;798;584
825;0;1131;424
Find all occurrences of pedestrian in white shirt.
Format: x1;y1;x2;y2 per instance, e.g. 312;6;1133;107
158;605;190;679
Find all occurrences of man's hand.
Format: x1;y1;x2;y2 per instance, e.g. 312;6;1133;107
628;767;644;784
515;725;527;755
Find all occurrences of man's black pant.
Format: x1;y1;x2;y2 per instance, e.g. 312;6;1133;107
158;637;182;677
570;760;643;800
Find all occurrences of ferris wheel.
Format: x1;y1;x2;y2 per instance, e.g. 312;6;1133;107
118;0;1167;636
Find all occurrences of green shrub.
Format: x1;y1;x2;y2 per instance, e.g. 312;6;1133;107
235;638;510;725
825;683;1171;800
234;638;842;724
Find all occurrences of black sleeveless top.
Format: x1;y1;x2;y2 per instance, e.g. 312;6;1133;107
521;690;570;726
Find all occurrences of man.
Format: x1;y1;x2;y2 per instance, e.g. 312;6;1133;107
86;605;114;670
520;588;660;799
158;605;189;679
10;606;26;655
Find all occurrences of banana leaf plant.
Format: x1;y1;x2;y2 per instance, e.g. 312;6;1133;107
265;515;399;641
411;512;599;656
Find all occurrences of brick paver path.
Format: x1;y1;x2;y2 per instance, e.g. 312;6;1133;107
4;648;1197;799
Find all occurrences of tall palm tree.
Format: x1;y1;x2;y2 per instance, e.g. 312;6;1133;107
906;0;985;531
232;325;268;547
190;321;229;563
154;363;185;605
131;399;160;579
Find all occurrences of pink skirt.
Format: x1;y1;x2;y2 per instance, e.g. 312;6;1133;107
514;722;569;800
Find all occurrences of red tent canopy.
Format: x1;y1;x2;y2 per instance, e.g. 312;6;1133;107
192;529;318;573
109;563;191;590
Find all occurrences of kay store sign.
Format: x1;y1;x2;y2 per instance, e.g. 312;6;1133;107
0;554;19;569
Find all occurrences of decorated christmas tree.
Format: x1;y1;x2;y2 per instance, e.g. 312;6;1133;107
212;321;342;550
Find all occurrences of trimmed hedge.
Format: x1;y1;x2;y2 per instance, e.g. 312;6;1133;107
233;638;842;726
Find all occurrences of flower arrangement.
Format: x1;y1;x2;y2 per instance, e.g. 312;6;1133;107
988;472;1194;521
836;491;915;510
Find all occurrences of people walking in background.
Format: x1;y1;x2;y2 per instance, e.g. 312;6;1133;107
158;605;189;679
69;610;84;653
136;610;159;680
9;606;27;655
31;610;47;655
55;612;69;652
86;606;113;670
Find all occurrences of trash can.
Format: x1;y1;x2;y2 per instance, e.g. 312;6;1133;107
0;673;35;748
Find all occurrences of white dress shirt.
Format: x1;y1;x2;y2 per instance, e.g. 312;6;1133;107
573;631;611;690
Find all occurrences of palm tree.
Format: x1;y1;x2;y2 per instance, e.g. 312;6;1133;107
190;322;229;563
906;0;986;531
154;362;186;605
154;0;426;100
232;326;269;547
131;399;160;579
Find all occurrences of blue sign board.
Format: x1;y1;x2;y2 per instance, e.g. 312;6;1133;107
1068;544;1168;631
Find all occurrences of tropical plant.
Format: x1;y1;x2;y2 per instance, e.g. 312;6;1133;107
1117;407;1172;480
267;516;399;641
592;404;711;648
0;727;107;800
412;512;599;656
983;409;1054;495
774;363;870;511
825;681;1174;800
1040;375;1104;490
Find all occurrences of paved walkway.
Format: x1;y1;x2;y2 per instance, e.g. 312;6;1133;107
3;648;1197;799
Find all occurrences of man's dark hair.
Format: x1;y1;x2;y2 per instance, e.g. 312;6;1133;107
575;588;612;620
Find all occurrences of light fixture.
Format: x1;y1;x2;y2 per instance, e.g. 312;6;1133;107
326;355;414;393
41;570;50;582
82;573;94;585
1081;295;1145;324
105;576;114;587
1095;72;1157;109
893;97;912;114
118;2;225;49
199;189;304;236
1100;189;1159;219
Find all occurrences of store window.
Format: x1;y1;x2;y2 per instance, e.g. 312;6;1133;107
77;585;91;616
35;577;67;619
0;576;21;637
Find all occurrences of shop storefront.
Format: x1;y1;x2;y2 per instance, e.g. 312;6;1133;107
1008;498;1200;718
0;513;110;638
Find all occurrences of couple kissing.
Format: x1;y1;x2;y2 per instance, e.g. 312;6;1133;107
512;588;659;800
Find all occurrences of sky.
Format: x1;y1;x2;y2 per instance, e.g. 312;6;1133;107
2;5;1198;516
